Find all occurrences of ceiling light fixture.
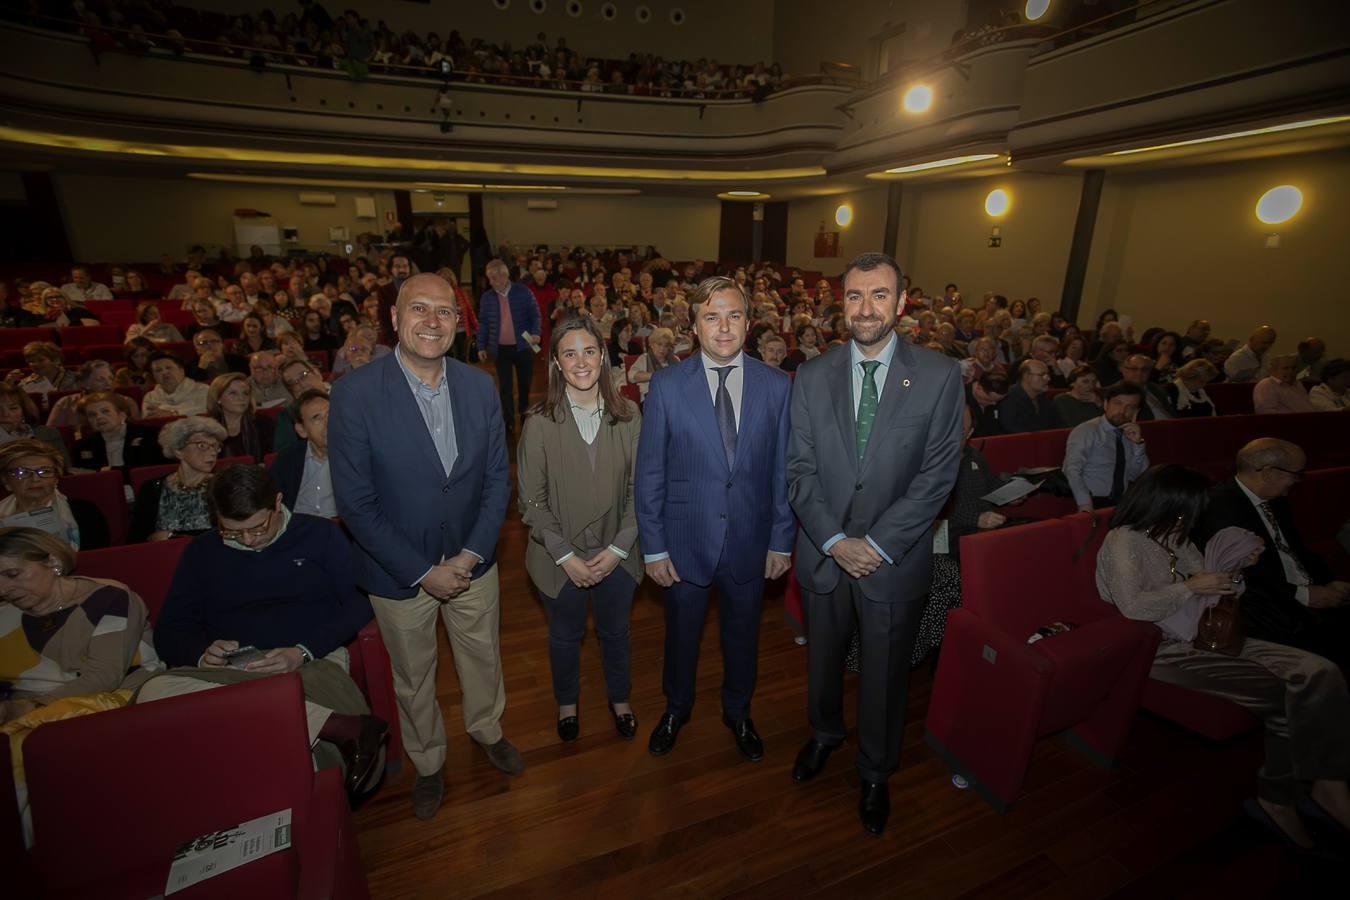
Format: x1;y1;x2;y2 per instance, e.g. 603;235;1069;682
902;85;933;113
1025;0;1051;22
1107;116;1350;156
718;191;769;200
879;154;1001;175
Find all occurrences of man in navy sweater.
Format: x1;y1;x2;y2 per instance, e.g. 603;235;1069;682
145;465;385;795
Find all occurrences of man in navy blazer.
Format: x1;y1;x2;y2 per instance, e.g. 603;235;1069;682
330;272;519;822
476;258;542;431
635;276;795;761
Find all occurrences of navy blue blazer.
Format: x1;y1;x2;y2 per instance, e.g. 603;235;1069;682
328;350;510;599
269;439;308;510
476;282;542;356
634;353;796;586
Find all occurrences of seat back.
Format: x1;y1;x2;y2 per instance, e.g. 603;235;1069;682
974;428;1070;476
58;325;121;347
77;538;190;621
1205;381;1254;415
26;674;314;896
59;469;130;546
961;518;1092;638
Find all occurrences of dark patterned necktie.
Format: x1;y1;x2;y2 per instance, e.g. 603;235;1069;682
855;360;880;461
1110;429;1126;501
714;365;737;469
1259;501;1311;581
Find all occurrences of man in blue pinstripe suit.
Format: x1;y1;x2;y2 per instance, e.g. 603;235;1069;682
634;276;796;761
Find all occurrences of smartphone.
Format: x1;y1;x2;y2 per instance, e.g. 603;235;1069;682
222;645;265;669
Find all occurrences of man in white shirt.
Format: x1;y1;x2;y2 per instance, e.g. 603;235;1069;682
1224;325;1277;383
217;283;254;323
167;269;202;302
248;351;290;408
141;352;209;417
60;266;113;304
271;390;337;518
1197;438;1349;670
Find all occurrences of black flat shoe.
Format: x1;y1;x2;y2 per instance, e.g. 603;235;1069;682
609;703;638;740
647;712;690;757
721;714;764;761
557;715;579;743
859;781;890;836
791;739;836;783
333;715;388;795
1241;798;1339;861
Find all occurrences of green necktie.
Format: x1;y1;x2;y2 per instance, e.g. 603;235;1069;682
856;360;881;461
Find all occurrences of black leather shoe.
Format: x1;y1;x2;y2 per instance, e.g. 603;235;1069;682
791;739;836;783
609;703;638;740
647;712;690;757
557;715;579;743
722;714;764;761
859;781;890;836
336;715;388;795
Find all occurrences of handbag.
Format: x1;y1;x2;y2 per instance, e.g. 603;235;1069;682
1192;595;1244;656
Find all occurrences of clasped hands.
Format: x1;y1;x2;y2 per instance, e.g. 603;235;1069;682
421;550;481;600
830;537;883;580
562;549;622;589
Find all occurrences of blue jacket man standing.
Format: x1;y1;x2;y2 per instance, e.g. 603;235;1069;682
476;258;541;431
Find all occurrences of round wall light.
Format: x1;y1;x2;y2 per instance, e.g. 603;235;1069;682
835;204;853;226
902;84;933;113
1255;185;1302;224
1025;0;1052;22
984;188;1010;217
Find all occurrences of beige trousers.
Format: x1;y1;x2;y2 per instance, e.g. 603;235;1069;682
370;565;505;777
1151;637;1350;804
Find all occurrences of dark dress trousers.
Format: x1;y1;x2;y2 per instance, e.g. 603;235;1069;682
788;338;964;783
1196;479;1348;670
634;354;796;720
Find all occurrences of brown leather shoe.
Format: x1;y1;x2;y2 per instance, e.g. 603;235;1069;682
483;737;525;775
412;769;445;821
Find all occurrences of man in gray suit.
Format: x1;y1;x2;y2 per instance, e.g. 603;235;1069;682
787;252;964;835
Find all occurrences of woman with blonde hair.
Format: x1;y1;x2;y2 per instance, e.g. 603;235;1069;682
207;373;274;462
1164;358;1219;418
0;440;110;549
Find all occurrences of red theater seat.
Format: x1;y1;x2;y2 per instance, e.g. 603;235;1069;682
925;517;1160;811
0;327;54;350
24;674;370;900
1205;381;1255;415
58;325;121;347
59;470;130;546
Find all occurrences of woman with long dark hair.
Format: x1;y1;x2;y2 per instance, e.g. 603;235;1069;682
516;317;642;744
1097;464;1350;854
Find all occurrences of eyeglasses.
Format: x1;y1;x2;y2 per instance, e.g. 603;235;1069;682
218;509;274;542
195;338;222;347
185;440;221;453
1262;465;1304;481
283;368;313;388
6;466;57;480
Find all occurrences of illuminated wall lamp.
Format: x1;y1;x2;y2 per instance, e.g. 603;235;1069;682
902;84;933;113
1256;184;1301;248
835;204;853;227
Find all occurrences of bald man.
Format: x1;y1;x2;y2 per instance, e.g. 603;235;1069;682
329;272;520;822
1224;325;1277;383
1196;438;1350;671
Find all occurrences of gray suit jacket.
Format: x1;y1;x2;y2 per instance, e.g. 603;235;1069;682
788;338;965;602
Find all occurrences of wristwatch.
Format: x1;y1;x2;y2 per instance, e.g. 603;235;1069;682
295;644;314;664
1230;573;1244;585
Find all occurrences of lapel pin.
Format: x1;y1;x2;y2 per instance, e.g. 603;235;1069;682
903;379;912;388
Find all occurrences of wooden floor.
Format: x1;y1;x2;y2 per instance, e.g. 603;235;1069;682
351;367;1325;898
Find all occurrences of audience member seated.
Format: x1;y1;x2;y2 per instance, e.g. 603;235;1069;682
1053;365;1102;428
1198;338;1233;383
1120;354;1176;421
208;373;274;462
71;392;164;485
1178;319;1211;359
966;370;1009;437
1027;335;1068;388
124;302;184;344
232;312;277;357
1253;354;1315;415
270;390;335;518
1295;337;1327;382
964;336;1006;383
1163;358;1219;418
0;440;110;549
300;309;339;352
1225;325;1278;383
1196;439;1350;671
1309;358;1349;411
139;465;385;795
115;337;157;388
332;327;389;377
782;323;821;372
1065;382;1148;512
247;350;290;409
129;417;225;543
59;265;113;304
11;342;77;394
187;328;249;383
1097;465;1350;852
45;360;139;433
624;327;676;399
760;334;788;369
607;317;640;368
182;296;236;344
274;358;330;454
1150;331;1183;381
997;359;1057;433
0;383;68;461
948;404;1014;560
142;352;210;418
40;285;101;327
1091;338;1130;387
274;331;310;368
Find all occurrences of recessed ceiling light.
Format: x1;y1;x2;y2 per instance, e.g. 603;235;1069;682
726;190;762;196
1107;116;1350;156
880;154;1001;175
719;191;769;200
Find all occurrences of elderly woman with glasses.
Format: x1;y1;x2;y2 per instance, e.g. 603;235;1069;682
0;439;110;549
128;417;226;542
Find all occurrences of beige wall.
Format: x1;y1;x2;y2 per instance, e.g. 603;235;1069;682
1082;150;1350;354
785;187;887;273
54;174;395;261
773;0;966;76
196;0;774;66
896;171;1082;302
482;194;720;260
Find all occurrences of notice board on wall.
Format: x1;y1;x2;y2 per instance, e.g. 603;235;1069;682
233;218;281;256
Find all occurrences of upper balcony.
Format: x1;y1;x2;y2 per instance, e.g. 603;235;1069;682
1;0;1345;194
